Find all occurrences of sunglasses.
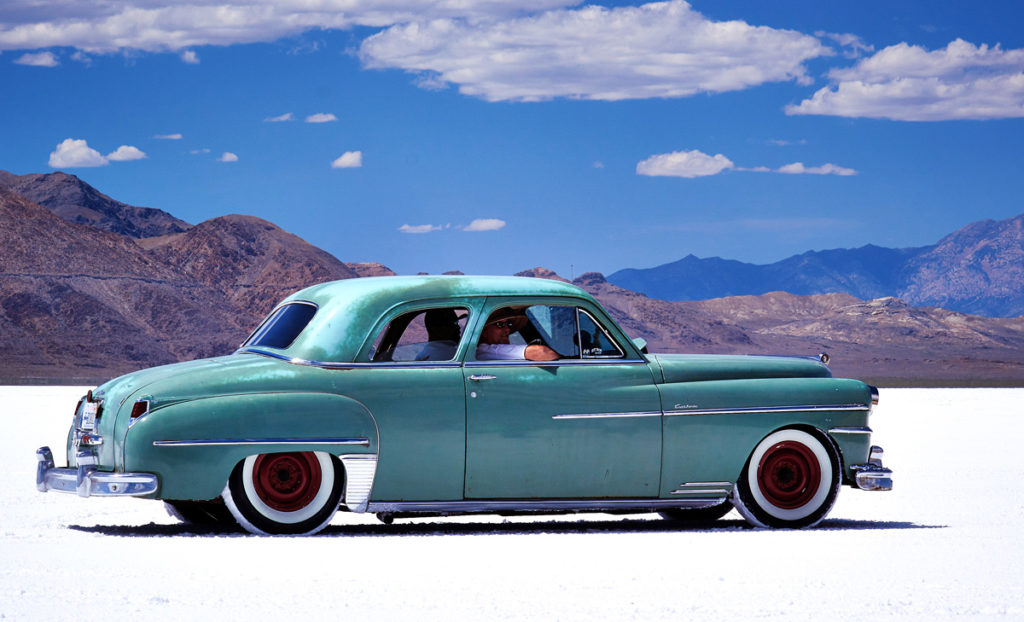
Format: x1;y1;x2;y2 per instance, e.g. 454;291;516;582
487;319;516;329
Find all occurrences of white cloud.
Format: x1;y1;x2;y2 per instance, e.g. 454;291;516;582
777;162;857;176
190;148;211;154
360;0;829;102
106;145;147;161
592;161;604;169
331;151;362;168
180;49;199;64
0;2;577;54
218;152;239;162
636;150;734;178
462;218;506;232
154;133;183;139
48;139;107;168
815;31;874;58
14;51;57;66
306;113;338;123
264;113;294;122
399;223;443;234
787;39;1024;121
636;149;856;178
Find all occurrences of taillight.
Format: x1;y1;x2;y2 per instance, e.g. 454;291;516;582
130;400;150;419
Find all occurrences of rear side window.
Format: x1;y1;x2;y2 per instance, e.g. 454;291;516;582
245;303;317;349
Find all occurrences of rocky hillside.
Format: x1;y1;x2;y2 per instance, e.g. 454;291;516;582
608;214;1024;318
0;179;394;382
0;170;191;238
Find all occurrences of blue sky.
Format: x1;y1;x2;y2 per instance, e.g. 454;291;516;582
2;1;1023;278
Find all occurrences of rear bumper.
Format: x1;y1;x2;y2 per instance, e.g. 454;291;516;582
850;445;893;491
36;446;158;498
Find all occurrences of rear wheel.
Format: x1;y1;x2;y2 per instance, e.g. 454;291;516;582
732;428;840;529
222;451;343;535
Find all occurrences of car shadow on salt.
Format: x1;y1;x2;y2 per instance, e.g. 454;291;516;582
68;517;943;537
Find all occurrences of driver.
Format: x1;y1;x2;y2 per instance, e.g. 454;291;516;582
476;308;559;361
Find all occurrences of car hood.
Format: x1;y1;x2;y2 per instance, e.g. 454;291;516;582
649;353;831;384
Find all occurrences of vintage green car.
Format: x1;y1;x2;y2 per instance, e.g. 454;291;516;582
36;275;891;535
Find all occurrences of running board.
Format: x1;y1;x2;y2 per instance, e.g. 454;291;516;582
364;497;728;516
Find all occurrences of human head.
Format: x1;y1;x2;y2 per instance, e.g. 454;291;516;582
424;308;461;342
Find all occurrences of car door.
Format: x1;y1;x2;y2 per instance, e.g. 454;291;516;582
463;300;663;499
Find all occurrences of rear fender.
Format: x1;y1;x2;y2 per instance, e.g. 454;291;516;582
123;392;378;500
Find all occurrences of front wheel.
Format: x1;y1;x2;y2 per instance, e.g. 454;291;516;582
222;451;344;535
732;428;840;529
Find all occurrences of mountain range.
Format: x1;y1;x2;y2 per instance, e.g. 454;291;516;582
2;169;1023;385
608;214;1024;318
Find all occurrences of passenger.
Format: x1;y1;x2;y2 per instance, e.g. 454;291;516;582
476;309;559;361
415;308;461;361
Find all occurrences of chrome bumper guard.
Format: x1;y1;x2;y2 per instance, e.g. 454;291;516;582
36;446;158;498
850;445;893;491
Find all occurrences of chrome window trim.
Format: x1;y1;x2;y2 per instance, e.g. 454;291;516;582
666;403;870;417
153;437;371;447
237;348;463;370
552;410;662;420
366;498;726;514
464;359;647;368
576;308;625;359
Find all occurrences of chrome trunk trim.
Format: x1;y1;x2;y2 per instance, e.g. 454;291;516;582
152;437;370;447
666;403;870;417
341;454;378;513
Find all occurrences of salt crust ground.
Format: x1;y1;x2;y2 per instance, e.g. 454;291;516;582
2;387;1022;621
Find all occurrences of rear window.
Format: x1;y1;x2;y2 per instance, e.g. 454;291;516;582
244;302;317;349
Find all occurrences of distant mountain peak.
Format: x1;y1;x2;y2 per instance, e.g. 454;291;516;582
0;169;191;239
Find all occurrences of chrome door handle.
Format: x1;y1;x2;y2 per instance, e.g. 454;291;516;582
469;375;497;381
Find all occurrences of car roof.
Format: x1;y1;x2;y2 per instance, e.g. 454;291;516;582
264;275;596;363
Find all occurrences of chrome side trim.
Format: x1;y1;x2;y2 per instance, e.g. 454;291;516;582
237;348;463;370
552;411;662;420
366;498;724;514
669;482;733;496
666;403;870;417
829;426;873;435
465;359;647;368
153;437;370;447
340;454;378;513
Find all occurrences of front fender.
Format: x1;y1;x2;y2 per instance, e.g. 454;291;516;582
123;392;379;500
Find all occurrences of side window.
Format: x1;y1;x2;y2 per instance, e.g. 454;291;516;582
244;302;317;349
370;307;469;362
475;304;624;360
578;310;624;358
524;305;580;358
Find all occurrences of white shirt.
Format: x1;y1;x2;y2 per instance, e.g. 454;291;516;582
476;343;527;360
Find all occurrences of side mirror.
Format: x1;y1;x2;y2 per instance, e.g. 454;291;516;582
631;337;648;354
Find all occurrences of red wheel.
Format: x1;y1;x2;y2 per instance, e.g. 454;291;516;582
756;441;822;510
222;451;343;535
733;429;840;529
251;453;323;512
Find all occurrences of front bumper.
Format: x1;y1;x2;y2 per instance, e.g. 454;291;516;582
36;446;158;498
850;445;893;491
